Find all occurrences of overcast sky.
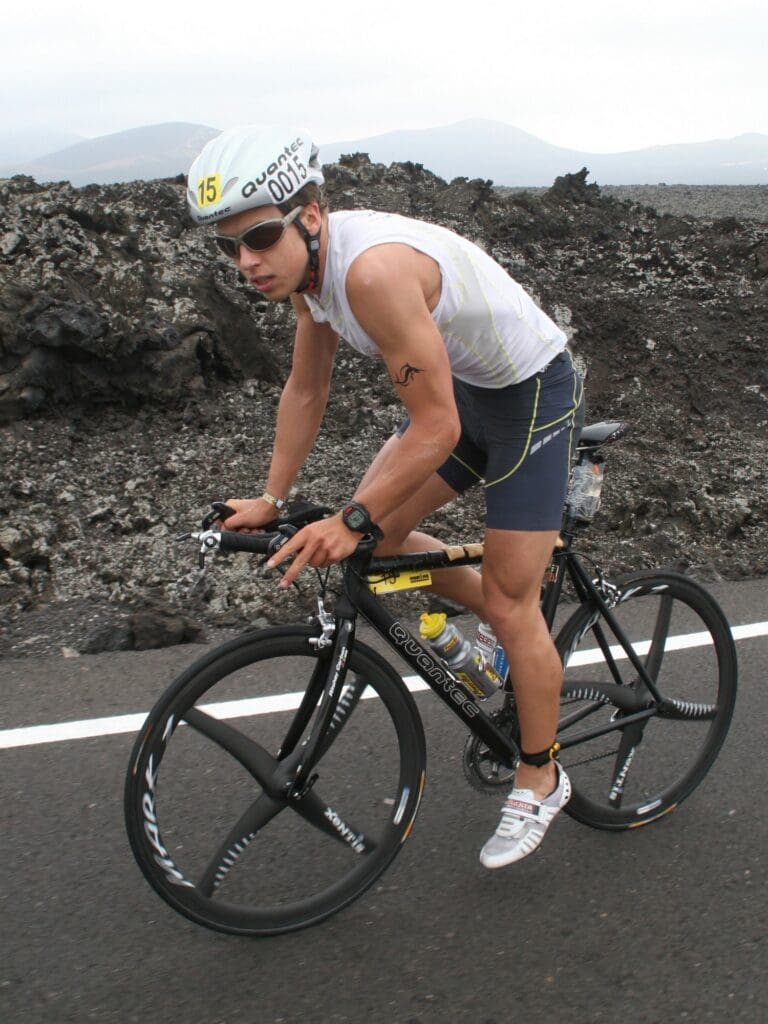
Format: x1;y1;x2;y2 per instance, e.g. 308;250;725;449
4;0;766;153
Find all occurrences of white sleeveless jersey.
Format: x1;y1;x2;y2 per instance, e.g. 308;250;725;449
302;210;566;387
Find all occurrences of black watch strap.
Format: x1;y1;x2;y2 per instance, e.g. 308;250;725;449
341;501;384;541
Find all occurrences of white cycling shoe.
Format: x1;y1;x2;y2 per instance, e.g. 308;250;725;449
479;760;572;869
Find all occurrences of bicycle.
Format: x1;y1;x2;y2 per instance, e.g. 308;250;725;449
124;420;737;936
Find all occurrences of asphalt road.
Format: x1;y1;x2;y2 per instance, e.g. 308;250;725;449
1;577;766;1024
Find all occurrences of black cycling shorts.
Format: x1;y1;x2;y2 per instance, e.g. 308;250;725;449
399;350;585;531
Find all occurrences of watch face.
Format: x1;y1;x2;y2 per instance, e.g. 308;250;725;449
343;505;368;531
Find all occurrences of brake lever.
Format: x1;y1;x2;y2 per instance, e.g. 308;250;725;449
175;503;236;542
179;507;318;591
201;502;237;530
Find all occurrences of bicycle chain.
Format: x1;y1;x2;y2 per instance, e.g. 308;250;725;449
463;695;623;785
554;696;620;770
561;747;618;769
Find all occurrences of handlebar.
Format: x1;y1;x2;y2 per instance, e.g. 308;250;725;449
182;501;379;571
217;531;275;555
199;500;333;532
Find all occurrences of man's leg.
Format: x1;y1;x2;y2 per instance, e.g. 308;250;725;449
477;526;572;869
374;455;565;792
480;526;562;797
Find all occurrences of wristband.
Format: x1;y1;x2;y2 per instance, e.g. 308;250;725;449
261;491;286;511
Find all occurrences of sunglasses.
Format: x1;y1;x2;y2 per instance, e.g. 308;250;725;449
214;205;304;259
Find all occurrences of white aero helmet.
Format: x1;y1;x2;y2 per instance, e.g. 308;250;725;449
187;125;324;225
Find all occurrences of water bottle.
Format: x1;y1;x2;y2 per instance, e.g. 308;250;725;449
419;612;501;699
567;454;605;521
475;622;510;685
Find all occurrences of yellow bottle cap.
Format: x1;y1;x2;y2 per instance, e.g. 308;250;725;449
419;612;447;639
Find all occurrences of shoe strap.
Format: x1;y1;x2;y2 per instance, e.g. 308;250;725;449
502;795;543;823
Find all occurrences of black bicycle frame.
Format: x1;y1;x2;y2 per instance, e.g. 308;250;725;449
550;540;666;706
344;565;519;762
317;543;662;768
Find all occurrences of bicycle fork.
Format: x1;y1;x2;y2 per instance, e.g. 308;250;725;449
278;596;357;801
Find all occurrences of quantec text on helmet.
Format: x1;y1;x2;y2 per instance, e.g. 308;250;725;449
241;138;307;201
186;126;324;225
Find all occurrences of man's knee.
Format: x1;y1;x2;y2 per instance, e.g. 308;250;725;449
482;587;544;641
483;595;537;628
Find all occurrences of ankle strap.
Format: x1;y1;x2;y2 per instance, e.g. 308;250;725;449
519;742;561;766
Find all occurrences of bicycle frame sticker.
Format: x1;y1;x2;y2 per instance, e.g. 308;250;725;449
366;570;433;594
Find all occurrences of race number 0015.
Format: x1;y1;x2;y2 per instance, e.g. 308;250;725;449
197;174;221;207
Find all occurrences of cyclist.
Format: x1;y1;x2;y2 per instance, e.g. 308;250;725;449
187;126;585;868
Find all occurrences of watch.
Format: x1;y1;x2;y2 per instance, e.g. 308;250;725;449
341;501;384;541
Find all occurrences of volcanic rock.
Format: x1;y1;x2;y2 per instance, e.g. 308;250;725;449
0;159;766;656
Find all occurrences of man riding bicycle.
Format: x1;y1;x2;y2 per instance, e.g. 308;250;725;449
187;126;585;868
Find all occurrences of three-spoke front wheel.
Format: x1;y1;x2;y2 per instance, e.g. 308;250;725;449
124;627;426;936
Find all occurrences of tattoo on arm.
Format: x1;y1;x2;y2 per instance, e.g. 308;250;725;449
392;363;424;387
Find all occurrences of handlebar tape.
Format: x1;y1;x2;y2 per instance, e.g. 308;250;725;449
217;532;274;555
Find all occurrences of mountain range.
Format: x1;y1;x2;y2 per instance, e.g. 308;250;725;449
3;119;766;187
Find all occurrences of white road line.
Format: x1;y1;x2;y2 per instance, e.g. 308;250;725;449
1;621;766;751
567;621;768;666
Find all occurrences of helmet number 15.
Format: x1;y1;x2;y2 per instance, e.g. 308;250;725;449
197;174;221;207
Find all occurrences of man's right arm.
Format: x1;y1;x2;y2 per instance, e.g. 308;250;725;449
224;300;339;531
